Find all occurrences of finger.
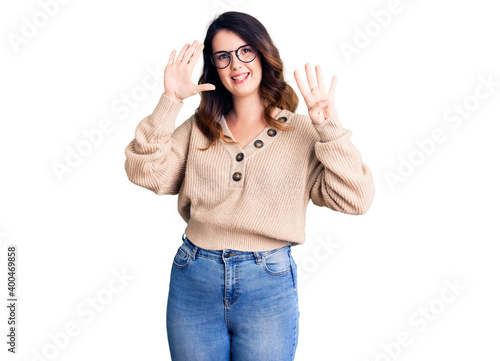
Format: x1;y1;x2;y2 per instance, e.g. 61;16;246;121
182;40;198;63
316;65;325;93
187;42;204;67
305;63;317;91
176;43;191;63
328;75;337;101
167;50;176;66
293;70;309;99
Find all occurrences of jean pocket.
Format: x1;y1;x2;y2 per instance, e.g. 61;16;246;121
173;243;192;270
262;247;292;276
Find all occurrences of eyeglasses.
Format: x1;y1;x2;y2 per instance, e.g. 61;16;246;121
210;44;258;69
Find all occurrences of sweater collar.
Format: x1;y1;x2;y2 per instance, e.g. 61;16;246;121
217;108;289;159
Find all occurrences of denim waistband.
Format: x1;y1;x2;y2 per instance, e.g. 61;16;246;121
181;233;291;261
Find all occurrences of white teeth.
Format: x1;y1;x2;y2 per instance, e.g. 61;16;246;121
232;73;249;81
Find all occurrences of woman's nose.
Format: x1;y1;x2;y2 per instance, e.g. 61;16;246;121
231;55;244;69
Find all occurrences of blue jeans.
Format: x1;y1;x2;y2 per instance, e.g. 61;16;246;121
166;233;300;361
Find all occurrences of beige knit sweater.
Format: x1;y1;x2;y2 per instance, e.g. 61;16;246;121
124;93;375;251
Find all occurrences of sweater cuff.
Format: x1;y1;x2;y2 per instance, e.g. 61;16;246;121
311;109;349;142
150;93;184;122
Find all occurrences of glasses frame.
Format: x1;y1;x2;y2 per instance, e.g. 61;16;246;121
209;44;258;69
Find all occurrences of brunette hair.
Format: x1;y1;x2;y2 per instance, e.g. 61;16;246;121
195;11;298;151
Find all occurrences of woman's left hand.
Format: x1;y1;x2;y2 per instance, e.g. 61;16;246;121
294;64;337;125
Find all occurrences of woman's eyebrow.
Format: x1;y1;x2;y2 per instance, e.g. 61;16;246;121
213;44;246;53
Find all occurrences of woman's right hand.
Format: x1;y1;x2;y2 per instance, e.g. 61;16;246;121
163;40;216;103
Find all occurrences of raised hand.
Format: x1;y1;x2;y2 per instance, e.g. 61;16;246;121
163;40;216;102
293;63;337;125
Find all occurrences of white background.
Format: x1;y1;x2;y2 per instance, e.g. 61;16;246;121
1;0;499;360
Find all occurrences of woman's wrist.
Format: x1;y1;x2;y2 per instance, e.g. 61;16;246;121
163;92;183;103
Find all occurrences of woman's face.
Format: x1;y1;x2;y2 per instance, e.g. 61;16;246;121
211;30;262;99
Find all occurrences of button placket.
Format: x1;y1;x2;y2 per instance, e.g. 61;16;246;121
217;112;288;188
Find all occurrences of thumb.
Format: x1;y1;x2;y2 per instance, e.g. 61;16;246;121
197;83;216;92
309;100;328;115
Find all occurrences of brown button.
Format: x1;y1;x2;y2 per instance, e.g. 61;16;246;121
254;140;263;148
236;152;244;161
232;172;242;181
278;116;288;122
267;129;277;137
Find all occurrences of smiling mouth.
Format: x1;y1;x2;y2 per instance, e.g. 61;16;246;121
231;73;249;82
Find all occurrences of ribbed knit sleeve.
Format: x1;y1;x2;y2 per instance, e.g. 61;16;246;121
309;110;375;214
124;93;192;195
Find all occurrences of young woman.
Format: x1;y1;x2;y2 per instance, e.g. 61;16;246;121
124;11;375;361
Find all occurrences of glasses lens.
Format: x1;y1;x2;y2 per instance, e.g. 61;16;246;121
213;52;230;68
237;45;257;63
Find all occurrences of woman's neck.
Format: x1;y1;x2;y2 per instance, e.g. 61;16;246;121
227;94;280;126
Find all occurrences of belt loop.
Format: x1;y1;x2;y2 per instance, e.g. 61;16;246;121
253;251;262;264
183;233;198;260
190;245;198;261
